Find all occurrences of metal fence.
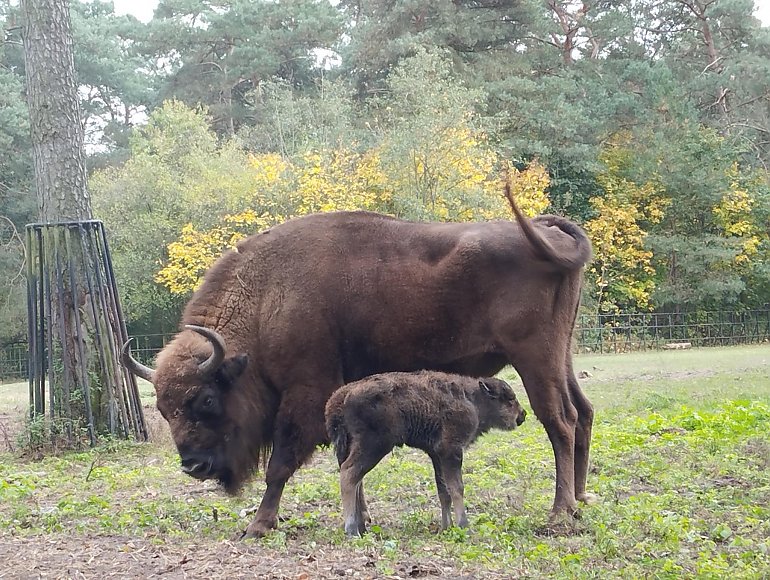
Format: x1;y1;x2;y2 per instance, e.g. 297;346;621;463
576;309;770;353
0;332;174;384
2;309;770;380
0;342;27;382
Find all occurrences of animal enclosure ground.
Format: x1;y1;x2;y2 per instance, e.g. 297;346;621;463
2;345;770;578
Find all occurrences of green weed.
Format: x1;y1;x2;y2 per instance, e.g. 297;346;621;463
2;345;770;576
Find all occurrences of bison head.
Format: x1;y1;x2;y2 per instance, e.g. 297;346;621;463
122;325;262;495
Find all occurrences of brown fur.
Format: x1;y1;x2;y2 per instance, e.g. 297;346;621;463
126;198;594;538
325;371;526;535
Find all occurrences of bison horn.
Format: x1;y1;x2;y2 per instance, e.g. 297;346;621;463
120;338;156;382
185;325;226;377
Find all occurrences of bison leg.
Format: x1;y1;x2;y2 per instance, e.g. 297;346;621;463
429;452;453;530
243;392;328;539
566;362;596;505
243;442;295;538
340;441;390;536
516;363;579;519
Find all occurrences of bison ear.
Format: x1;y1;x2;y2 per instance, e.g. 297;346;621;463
216;354;248;388
479;380;497;398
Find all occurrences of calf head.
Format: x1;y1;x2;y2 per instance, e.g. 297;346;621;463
122;325;260;495
475;377;527;431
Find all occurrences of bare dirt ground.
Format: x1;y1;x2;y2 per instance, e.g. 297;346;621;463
0;534;480;580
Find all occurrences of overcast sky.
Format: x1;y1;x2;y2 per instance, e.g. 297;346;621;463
753;0;770;24
113;0;156;22
114;0;770;26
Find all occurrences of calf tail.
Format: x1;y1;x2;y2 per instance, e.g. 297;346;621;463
325;402;350;466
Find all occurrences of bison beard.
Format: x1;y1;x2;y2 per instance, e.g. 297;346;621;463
122;188;594;539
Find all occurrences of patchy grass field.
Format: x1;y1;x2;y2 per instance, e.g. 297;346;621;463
1;345;770;578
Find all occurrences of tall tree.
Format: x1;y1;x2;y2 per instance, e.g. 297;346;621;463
143;0;344;136
19;0;135;445
70;1;155;159
21;0;91;222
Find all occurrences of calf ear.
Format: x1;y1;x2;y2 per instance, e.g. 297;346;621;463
479;380;498;398
216;354;248;388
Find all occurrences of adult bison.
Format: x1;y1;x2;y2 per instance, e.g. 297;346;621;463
122;188;594;538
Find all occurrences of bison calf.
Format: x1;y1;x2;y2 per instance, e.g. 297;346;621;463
325;371;526;536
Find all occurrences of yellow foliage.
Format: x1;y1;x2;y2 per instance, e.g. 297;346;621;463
156;148;393;295
502;160;551;218
296;148;391;214
154;224;232;295
713;164;761;266
156;141;554;295
248;153;290;188
385;125;513;221
585;143;669;310
155;211;279;294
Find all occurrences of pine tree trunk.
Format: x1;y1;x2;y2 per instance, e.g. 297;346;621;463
21;0;92;223
22;0;98;444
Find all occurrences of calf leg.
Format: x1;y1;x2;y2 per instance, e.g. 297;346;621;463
439;451;468;528
334;432;371;524
356;484;371;525
429;452;453;530
243;390;329;538
566;359;596;504
340;441;390;536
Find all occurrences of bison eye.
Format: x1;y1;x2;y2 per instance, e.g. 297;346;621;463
193;391;221;419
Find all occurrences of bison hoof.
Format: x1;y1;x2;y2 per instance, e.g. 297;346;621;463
240;518;277;540
577;492;598;506
548;506;580;526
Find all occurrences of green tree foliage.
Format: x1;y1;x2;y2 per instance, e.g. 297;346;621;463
142;0;344;135
91;100;260;332
6;0;770;344
0;1;34;346
104;96;553;297
238;78;360;155
337;0;532;94
366;48;510;221
70;1;155;158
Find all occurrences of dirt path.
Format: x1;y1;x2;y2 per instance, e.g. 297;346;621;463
0;534;485;580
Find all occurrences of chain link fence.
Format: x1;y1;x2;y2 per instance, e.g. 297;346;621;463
2;309;770;381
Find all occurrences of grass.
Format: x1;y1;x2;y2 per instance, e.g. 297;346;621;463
1;345;770;577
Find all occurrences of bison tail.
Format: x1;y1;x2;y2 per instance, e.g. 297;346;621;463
503;181;592;270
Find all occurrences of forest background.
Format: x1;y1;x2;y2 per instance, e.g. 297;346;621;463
2;0;770;343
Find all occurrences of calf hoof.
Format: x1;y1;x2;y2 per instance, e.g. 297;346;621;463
240;517;277;540
344;518;367;537
577;492;598;506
